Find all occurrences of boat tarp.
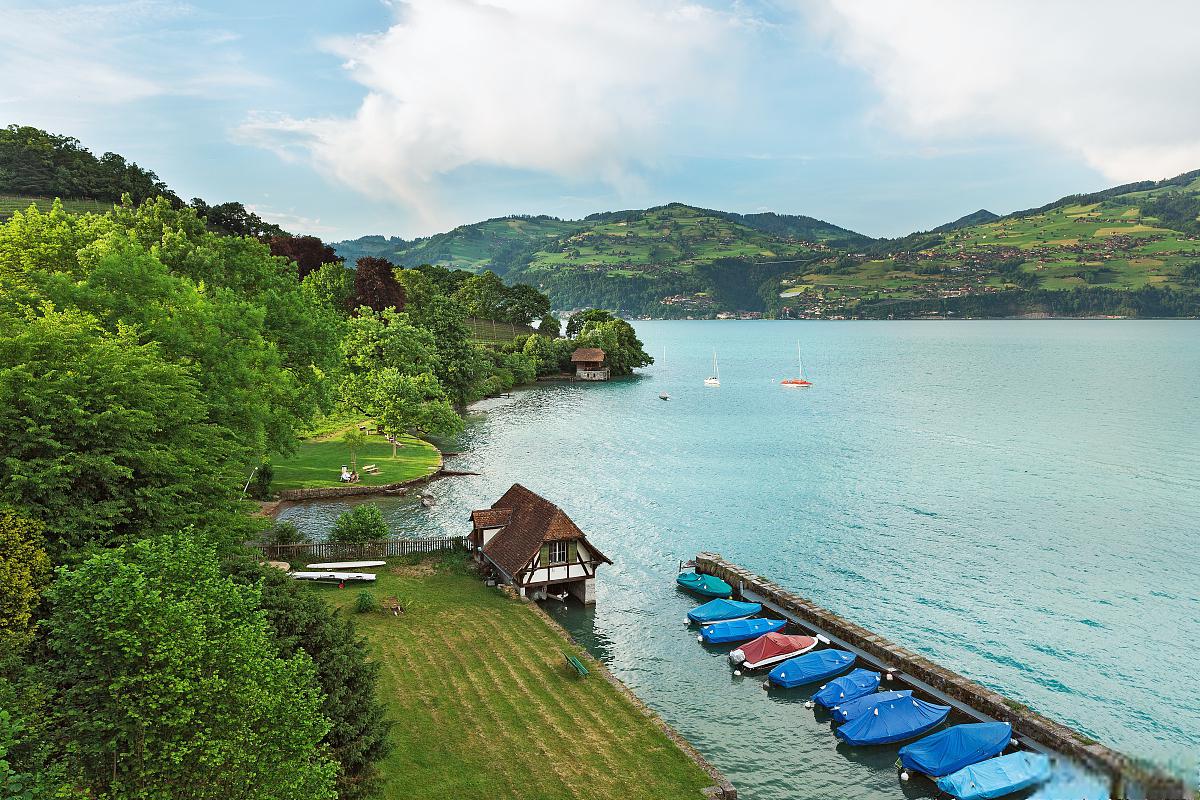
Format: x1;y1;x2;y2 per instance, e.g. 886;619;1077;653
688;598;761;624
676;572;732;598
701;617;785;644
936;751;1051;800
831;690;912;723
899;722;1012;777
813;668;881;708
731;632;816;669
768;649;855;688
834;697;950;746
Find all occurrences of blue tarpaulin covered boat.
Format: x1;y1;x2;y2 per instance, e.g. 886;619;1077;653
898;722;1012;777
835;696;951;746
767;649;855;688
676;572;732;598
831;690;912;723
936;751;1051;800
687;598;761;624
812;668;881;709
700;617;785;644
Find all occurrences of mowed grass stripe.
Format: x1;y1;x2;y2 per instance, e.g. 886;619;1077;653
313;555;713;800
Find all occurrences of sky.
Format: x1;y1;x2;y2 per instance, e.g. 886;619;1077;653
4;0;1200;242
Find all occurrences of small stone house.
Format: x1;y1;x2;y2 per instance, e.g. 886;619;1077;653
570;347;609;381
469;483;611;603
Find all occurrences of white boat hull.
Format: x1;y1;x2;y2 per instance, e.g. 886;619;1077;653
290;571;377;582
305;560;386;569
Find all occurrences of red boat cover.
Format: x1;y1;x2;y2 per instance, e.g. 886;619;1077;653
741;632;816;666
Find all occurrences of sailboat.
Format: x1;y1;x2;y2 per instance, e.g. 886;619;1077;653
659;346;670;400
704;350;720;387
781;342;813;387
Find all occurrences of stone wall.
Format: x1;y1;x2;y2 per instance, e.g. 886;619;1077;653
695;552;1186;800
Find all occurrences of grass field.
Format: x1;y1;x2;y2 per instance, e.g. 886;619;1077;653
309;554;714;800
271;425;441;491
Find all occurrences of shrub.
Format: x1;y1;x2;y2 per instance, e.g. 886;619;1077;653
330;505;387;543
249;460;274;500
0;507;52;651
354;591;377;614
267;521;302;546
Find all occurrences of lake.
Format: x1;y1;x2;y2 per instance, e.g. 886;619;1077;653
280;320;1200;798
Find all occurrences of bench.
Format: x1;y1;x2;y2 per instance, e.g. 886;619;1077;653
361;464;378;472
564;652;589;678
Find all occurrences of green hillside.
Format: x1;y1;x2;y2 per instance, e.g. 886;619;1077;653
776;173;1200;319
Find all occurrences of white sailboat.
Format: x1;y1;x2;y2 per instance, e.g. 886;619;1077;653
704;349;721;387
659;346;670;400
781;341;812;387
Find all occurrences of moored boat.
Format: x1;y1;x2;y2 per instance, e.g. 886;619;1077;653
936;751;1051;800
729;632;817;671
834;696;951;746
812;668;881;709
831;690;912;723
676;571;732;598
699;617;785;645
898;722;1012;779
687;598;762;625
767;648;855;688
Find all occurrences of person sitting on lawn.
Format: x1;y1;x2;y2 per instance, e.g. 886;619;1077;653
350;470;360;482
340;466;352;482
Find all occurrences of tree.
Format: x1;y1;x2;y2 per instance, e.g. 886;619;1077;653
304;261;357;316
0;308;241;554
537;313;561;338
497;283;551;325
396;269;485;407
0;508;51;652
341;430;367;472
330;505;387;543
339;309;463;452
224;557;391;799
269;235;342;281
565;308;614;338
41;533;338;799
190;198;288;238
353;257;406;313
453;270;508;319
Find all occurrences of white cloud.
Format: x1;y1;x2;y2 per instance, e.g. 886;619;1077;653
807;0;1200;182
239;0;759;224
0;1;269;116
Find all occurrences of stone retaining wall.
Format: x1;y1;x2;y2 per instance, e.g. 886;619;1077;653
695;552;1186;800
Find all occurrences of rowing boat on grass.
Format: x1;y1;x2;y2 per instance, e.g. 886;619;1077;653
289;571;377;583
305;560;386;569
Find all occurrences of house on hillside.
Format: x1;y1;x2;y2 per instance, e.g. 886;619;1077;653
570;347;609;381
469;484;611;603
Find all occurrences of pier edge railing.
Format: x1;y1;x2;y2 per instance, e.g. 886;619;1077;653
253;536;468;562
694;552;1186;800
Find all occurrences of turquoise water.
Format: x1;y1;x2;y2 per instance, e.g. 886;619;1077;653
280;321;1200;798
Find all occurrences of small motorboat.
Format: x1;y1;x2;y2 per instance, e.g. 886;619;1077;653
812;668;881;709
676;571;732;598
729;632;817;671
687;598;762;625
767;648;855;688
936;751;1051;800
659;392;670;401
834;696;951;746
305;560;386;569
831;690;912;724
898;722;1013;779
289;571;377;583
699;617;785;645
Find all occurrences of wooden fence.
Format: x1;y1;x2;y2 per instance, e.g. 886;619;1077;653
253;536;469;562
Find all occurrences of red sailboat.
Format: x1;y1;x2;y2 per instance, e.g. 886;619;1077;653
728;631;817;670
781;342;813;387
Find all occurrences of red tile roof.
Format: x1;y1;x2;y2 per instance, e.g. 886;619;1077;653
480;483;610;577
470;508;512;528
570;348;605;362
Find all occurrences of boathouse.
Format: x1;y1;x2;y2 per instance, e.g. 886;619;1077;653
570;348;609;381
469;483;611;603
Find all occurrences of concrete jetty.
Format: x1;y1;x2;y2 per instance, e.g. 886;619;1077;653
695;552;1186;799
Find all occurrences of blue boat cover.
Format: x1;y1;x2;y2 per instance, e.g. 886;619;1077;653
898;722;1012;777
831;690;912;723
687;598;761;624
676;572;732;598
936;751;1051;800
812;669;881;709
700;617;785;644
768;649;855;688
834;696;951;746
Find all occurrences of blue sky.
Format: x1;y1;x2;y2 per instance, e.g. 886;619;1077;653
4;0;1199;241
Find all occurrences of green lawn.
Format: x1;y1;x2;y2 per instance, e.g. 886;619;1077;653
271;427;441;491
311;554;714;800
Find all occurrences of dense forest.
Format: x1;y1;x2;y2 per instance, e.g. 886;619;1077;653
0;128;653;799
